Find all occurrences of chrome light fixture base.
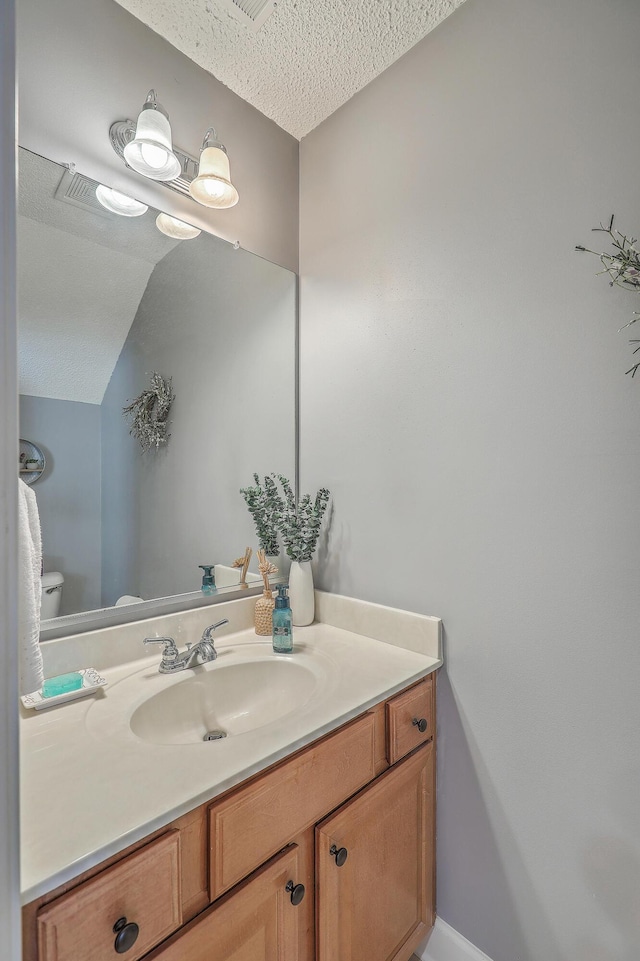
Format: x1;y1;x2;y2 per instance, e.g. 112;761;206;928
109;120;200;198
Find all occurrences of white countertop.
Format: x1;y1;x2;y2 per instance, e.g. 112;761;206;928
20;593;442;904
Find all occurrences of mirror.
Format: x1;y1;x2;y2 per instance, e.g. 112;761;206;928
17;147;297;634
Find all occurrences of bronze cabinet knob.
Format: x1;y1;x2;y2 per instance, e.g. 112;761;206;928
412;717;428;733
329;844;348;867
285;880;306;905
113;917;139;953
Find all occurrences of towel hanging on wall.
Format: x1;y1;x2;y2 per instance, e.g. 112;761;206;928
18;479;44;695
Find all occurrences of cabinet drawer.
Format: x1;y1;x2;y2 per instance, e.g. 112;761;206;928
386;676;434;765
209;712;377;899
37;832;182;961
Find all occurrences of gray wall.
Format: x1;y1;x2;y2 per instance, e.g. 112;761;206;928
102;234;296;605
19;395;102;615
17;0;299;272
299;0;640;959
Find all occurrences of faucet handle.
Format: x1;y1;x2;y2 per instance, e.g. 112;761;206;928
143;636;179;663
201;618;229;642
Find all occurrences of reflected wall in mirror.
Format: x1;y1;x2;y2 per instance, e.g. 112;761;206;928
17;147;296;621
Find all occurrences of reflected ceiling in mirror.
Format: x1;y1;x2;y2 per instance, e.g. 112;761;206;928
17;148;297;634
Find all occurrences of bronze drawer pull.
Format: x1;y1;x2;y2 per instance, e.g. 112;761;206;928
113;917;139;953
412;717;428;733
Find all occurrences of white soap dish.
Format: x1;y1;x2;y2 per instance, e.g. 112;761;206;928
21;669;108;711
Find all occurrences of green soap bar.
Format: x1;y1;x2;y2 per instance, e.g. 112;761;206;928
42;672;84;698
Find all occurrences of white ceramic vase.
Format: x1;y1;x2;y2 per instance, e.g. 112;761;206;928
288;560;314;626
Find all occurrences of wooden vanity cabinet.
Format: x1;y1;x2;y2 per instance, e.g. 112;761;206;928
25;673;436;961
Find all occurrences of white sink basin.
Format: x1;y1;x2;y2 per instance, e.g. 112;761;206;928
129;657;317;745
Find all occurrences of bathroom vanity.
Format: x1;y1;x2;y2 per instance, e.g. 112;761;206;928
20;592;442;961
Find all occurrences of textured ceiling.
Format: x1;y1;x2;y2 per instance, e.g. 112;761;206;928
18;149;178;405
112;0;466;139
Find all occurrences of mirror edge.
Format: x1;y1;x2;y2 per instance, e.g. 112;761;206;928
39;575;288;641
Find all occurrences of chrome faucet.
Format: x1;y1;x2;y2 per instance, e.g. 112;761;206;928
144;619;229;674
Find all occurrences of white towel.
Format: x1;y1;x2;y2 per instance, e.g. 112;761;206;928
18;479;44;695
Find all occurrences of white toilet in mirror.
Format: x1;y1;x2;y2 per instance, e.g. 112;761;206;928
40;572;64;619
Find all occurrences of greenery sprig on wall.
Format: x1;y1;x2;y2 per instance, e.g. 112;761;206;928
122;372;175;452
576;215;640;376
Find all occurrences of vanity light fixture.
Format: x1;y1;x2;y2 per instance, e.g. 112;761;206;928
189;128;239;209
122;90;181;182
109;102;238;210
155;213;201;240
95;185;148;217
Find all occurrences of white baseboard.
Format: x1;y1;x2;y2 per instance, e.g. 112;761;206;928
415;918;495;961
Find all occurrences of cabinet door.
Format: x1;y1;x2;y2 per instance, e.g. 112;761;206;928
316;743;434;961
146;845;306;961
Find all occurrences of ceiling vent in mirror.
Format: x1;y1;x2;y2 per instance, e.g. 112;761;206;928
218;0;276;31
54;168;111;218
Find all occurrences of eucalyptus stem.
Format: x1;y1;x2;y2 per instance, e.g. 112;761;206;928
240;474;281;555
275;475;330;563
576;215;640;375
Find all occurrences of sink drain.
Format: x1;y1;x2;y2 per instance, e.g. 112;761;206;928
203;730;227;742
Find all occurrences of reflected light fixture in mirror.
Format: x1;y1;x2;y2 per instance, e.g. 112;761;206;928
95;185;149;217
123;89;181;182
189;128;239;209
155;213;201;239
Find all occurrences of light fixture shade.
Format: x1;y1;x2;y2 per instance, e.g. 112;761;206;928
123;93;181;182
189;144;239;209
155;213;201;240
95;185;148;217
